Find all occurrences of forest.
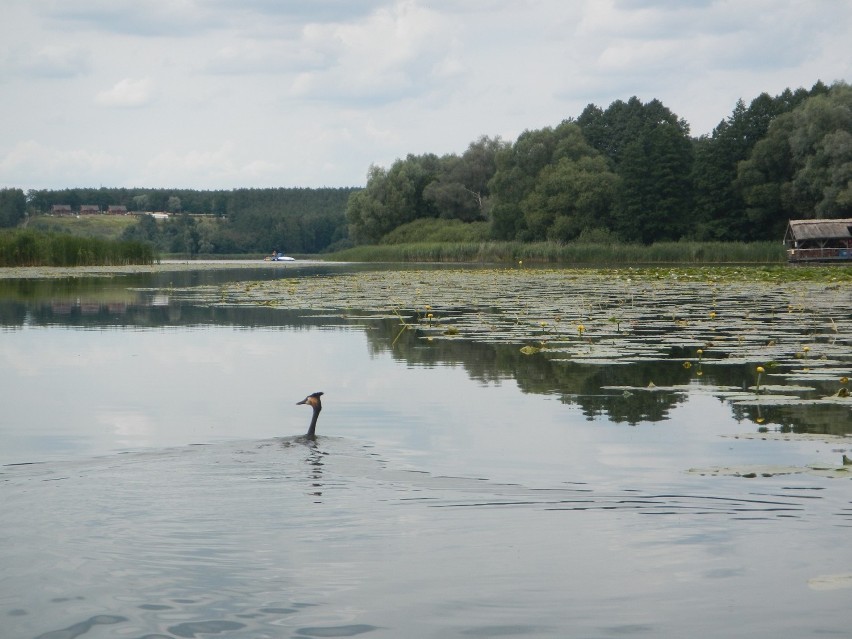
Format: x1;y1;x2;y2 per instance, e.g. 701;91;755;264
4;187;356;255
348;80;851;245
1;79;849;253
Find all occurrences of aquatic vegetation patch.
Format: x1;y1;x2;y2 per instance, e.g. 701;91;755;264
808;573;852;591
686;464;852;479
172;265;852;424
188;264;851;349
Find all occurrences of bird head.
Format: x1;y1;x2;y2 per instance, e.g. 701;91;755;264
297;392;324;410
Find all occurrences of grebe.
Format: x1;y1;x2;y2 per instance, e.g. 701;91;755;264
297;392;324;438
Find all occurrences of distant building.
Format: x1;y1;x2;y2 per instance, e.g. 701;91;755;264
784;218;852;262
107;205;128;215
51;204;72;216
80;204;100;215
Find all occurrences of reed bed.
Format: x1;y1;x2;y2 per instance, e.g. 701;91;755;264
328;241;786;264
0;230;155;267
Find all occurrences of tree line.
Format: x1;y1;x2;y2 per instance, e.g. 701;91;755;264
3;187;357;255
347;80;851;245
3;79;849;252
117;188;357;255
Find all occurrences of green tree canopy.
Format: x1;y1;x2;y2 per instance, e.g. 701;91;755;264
489;120;607;241
690;81;830;240
577;97;693;243
737;82;852;238
422;136;507;222
0;188;26;228
347;147;504;243
520;155;619;242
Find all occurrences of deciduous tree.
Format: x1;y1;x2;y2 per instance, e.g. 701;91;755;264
737;82;852;238
0;188;26;228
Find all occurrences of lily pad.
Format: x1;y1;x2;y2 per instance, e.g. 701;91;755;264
686;464;852;479
168;265;852;428
808;573;852;591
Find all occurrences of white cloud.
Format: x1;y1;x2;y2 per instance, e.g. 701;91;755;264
202;41;282;75
199;38;322;76
0;140;122;187
141;143;291;188
95;77;155;108
1;44;92;79
150;144;237;172
289;0;461;104
144;144;239;185
38;0;220;37
0;0;850;190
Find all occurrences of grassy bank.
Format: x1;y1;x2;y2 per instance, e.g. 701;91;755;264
326;241;787;264
0;229;155;267
27;214;139;241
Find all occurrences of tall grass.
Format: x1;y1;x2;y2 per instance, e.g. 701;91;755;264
327;241;786;264
381;219;490;244
0;230;155;267
27;215;139;241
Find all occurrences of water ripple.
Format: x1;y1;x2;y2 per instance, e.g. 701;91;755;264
4;438;851;639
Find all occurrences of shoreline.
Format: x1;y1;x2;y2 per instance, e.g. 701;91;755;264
0;259;335;279
2;258;850;282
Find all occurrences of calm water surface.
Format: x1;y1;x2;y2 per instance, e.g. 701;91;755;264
1;263;850;638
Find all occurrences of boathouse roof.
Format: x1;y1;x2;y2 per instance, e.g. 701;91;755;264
785;218;852;242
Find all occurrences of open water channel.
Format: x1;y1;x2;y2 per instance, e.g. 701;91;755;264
1;261;851;639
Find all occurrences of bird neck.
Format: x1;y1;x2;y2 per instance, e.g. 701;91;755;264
306;406;321;438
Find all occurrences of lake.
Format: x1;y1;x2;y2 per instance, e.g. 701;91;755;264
1;261;851;639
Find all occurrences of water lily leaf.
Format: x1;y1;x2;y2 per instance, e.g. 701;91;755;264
808;573;852;591
686;464;852;479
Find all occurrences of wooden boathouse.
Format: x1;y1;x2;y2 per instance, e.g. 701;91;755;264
784;218;852;263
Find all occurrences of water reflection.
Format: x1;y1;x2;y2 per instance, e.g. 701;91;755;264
33;614;128;639
2;265;851;639
1;265;849;437
278;438;328;501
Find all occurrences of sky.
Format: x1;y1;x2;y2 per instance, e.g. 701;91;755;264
1;0;850;191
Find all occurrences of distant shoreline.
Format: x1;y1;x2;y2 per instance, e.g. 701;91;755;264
0;259;330;279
